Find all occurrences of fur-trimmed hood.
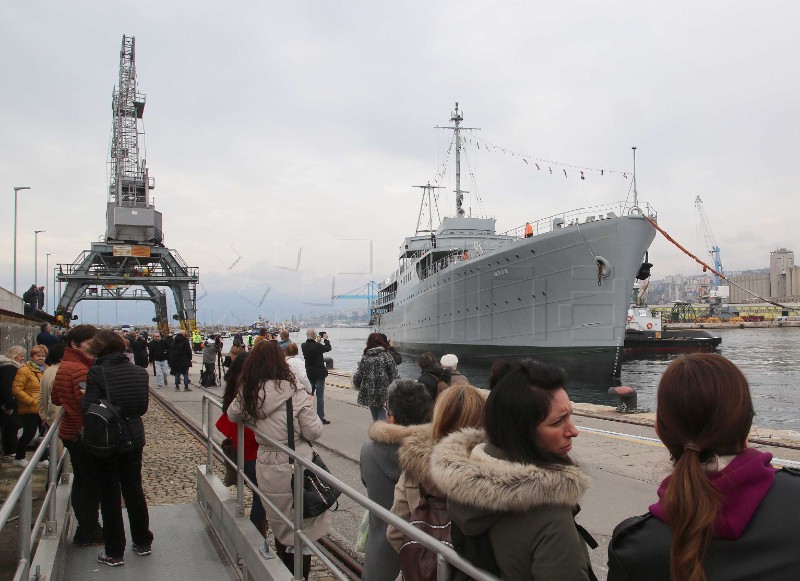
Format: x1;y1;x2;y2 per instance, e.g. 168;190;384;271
368;420;423;445
431;427;589;512
397;423;446;497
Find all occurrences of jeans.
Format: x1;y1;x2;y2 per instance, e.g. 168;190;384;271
369;405;387;422
94;447;153;558
311;377;326;420
175;370;189;388
154;360;170;387
15;413;40;460
64;438;102;540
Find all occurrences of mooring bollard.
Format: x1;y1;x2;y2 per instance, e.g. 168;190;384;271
608;385;638;412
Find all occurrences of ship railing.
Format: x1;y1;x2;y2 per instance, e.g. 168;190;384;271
498;200;658;239
202;395;499;581
419;251;470;280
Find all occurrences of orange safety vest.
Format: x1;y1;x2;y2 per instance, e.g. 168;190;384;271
524;223;533;238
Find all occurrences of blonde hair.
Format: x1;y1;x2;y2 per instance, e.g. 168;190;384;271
5;345;26;360
30;344;49;357
432;384;485;441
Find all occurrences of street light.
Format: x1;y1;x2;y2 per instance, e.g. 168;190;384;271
45;253;53;313
11;186;31;294
34;230;45;287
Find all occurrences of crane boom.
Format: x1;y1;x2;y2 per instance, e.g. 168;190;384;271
694;195;723;291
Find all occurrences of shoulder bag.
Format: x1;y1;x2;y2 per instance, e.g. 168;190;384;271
285;395;340;518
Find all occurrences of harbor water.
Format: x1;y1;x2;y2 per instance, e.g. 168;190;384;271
225;326;800;431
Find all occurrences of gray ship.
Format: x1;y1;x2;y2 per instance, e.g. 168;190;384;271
373;104;657;379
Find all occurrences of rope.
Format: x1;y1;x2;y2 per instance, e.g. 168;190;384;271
644;216;799;311
574;222;606;286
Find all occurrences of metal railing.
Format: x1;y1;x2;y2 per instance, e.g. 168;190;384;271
200;395;498;581
0;409;69;581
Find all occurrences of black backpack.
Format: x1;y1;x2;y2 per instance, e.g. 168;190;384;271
80;366;133;458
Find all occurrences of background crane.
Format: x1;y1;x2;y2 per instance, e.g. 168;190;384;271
695;195;724;295
333;281;378;322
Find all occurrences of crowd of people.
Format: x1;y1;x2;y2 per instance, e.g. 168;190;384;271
4;321;799;579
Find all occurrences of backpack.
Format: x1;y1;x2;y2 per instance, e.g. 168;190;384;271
80;366;133;458
398;488;452;581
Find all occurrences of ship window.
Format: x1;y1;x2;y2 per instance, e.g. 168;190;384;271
515;254;519;259
505;257;510;262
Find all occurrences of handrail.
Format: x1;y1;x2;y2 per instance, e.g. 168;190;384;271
201;395;499;581
0;408;69;581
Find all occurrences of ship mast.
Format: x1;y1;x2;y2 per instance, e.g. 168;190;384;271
436;102;479;218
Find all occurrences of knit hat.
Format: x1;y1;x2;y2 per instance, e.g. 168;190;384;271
440;354;458;370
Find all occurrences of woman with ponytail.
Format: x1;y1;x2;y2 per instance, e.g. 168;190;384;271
608;353;800;581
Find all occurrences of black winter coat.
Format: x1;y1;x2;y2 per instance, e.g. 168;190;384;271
81;353;149;449
0;360;21;427
132;338;149;368
169;335;193;374
608;468;800;581
417;366;451;401
148;339;170;362
301;339;331;382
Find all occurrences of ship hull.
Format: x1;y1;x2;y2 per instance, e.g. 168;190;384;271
376;213;656;379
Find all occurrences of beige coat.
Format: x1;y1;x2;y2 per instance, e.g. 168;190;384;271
39;363;61;425
227;379;331;545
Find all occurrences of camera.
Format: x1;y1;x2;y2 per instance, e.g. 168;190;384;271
319;331;327;337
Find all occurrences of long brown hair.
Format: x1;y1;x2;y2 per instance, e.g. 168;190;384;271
657;353;754;581
363;332;389;354
238;340;297;421
431;384;485;441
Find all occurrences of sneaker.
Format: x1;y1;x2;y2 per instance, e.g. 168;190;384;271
175;387;181;391
321;419;331;425
132;543;152;556
37;459;49;469
184;387;192;392
73;528;104;547
12;458;29;468
97;552;125;567
156;385;162;389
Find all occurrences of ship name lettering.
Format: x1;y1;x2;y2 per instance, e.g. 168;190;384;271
494;268;508;277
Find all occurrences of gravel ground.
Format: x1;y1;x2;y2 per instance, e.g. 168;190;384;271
143;398;336;579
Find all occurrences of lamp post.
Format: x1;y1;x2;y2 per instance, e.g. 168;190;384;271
45;253;53;312
34;230;46;287
11;186;31;294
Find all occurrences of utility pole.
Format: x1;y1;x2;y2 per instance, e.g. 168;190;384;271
11;186;31;294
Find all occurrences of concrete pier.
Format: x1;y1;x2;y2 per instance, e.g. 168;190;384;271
153;356;800;578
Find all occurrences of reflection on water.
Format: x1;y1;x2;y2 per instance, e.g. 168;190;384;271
225;326;800;430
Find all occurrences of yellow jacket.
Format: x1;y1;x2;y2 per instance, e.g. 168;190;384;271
13;361;45;415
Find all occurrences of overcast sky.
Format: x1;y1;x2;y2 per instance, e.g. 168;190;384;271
2;2;798;325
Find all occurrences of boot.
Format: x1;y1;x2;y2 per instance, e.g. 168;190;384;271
274;540;311;580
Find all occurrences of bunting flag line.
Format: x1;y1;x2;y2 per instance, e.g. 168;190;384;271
461;134;630;181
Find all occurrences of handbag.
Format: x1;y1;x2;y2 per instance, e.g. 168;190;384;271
285;396;340;519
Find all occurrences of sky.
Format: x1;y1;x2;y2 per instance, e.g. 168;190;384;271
2;1;798;325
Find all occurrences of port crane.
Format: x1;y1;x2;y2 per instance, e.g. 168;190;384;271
695;195;725;299
333;281;378;322
55;36;199;334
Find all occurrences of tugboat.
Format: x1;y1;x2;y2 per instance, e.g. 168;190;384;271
624;305;721;356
